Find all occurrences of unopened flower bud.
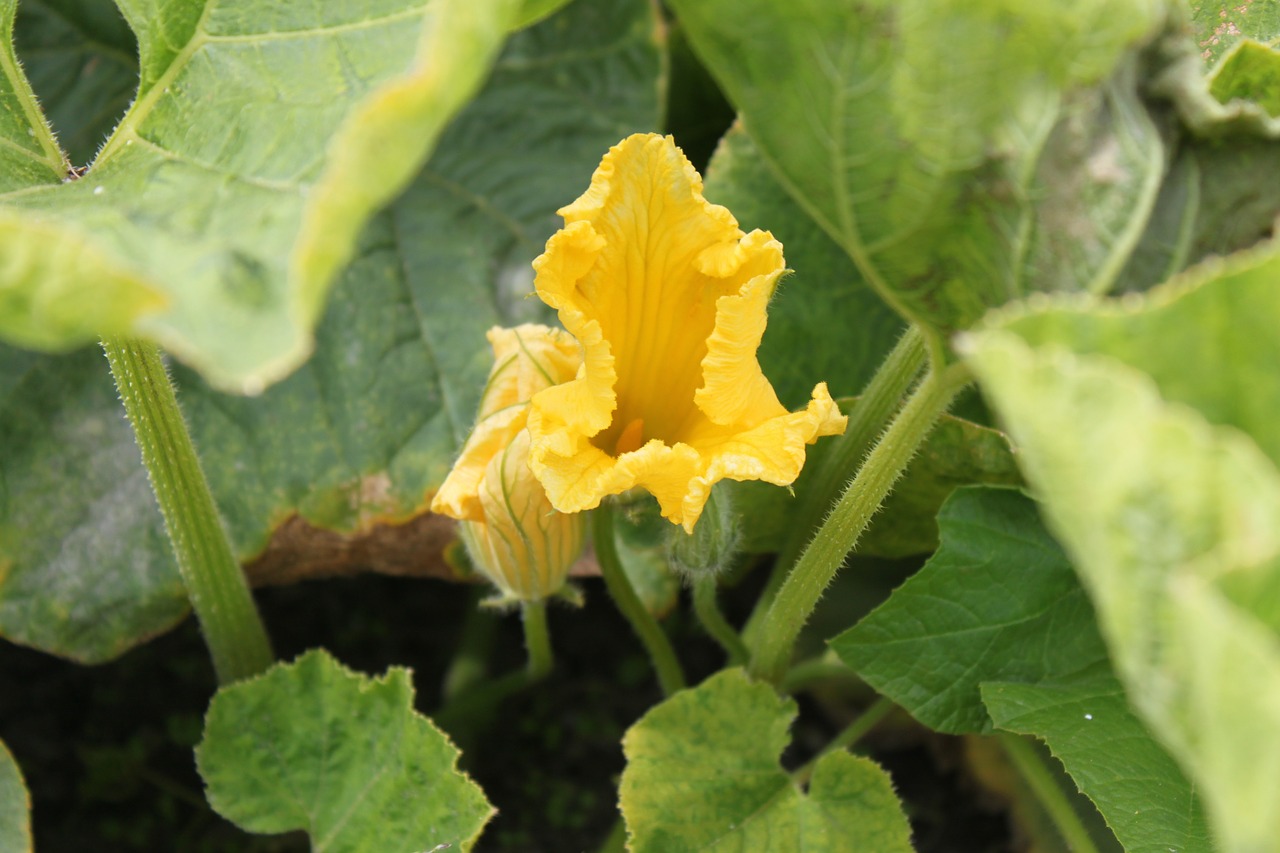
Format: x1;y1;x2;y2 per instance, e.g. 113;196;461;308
667;485;740;577
432;325;586;603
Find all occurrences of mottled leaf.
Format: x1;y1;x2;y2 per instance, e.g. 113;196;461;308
620;668;913;853
197;649;493;852
670;0;1166;363
1191;0;1280;66
0;739;30;853
962;246;1280;852
0;0;663;661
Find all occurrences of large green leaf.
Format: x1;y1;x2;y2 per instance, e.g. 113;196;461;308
833;486;1210;853
961;246;1280;853
832;487;1107;735
0;739;30;853
197;649;493;851
620;668;913;852
14;0;138;167
0;0;517;392
670;0;1167;364
0;0;663;662
703;125;903;408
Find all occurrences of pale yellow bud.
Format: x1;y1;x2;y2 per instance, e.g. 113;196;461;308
459;429;586;601
432;324;586;601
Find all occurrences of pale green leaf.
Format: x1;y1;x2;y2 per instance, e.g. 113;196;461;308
0;739;30;853
0;0;517;392
1211;39;1280;114
0;0;662;661
983;666;1213;853
197;649;493;852
620;668;913;853
670;0;1166;363
961;247;1280;852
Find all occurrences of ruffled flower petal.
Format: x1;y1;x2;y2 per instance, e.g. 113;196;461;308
526;133;847;532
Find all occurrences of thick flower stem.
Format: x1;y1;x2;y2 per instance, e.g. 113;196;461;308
692;576;748;666
593;502;686;695
743;325;926;647
521;599;554;681
748;363;969;683
999;733;1101;853
102;338;273;684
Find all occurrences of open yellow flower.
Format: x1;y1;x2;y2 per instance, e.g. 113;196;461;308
526;133;847;532
432;324;585;602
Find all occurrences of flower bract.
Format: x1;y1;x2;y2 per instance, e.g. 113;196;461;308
526;133;847;531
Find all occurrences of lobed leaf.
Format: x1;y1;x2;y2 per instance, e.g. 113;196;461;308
833;486;1210;852
831;487;1107;735
961;245;1280;852
197;649;493;852
620;668;913;853
670;0;1167;364
0;0;663;662
0;0;518;392
0;739;30;853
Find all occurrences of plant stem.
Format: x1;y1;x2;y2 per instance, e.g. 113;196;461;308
522;599;554;681
743;326;926;646
999;733;1102;853
748;363;969;683
593;501;686;695
691;575;748;666
792;697;895;786
102;338;273;684
440;586;497;701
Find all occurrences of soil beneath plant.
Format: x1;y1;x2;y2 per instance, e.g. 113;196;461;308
1;569;1021;851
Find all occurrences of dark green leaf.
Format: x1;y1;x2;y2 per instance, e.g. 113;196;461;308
832;487;1107;734
15;0;139;167
197;649;493;852
620;668;913;853
983;665;1213;853
671;0;1165;362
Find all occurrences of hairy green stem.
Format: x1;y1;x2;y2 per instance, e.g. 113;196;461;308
743;326;926;646
522;599;554;681
102;338;273;684
792;697;895;786
691;576;748;666
593;502;686;695
779;654;868;697
749;363;969;682
999;733;1102;853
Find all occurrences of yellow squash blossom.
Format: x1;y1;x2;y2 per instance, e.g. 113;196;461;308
526;133;847;532
432;324;585;602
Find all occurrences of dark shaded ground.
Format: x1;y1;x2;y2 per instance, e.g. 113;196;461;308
1;566;1019;852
